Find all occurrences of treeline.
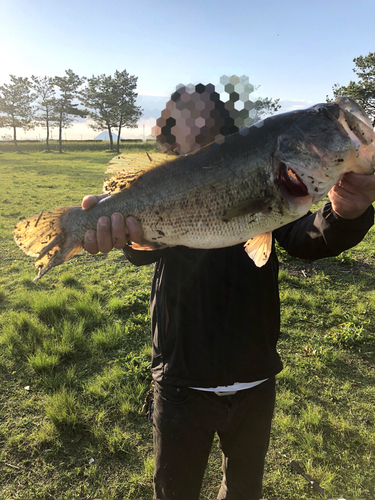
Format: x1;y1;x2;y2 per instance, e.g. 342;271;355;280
0;69;142;153
328;51;375;124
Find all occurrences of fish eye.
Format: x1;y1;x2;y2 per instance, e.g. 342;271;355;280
307;104;331;116
315;105;329;115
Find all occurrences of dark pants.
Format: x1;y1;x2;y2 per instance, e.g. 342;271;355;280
152;377;276;500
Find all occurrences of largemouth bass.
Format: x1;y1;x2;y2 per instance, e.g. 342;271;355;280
14;97;375;280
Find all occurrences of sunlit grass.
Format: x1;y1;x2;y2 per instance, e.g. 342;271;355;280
27;349;59;373
0;149;375;499
44;387;86;429
91;323;125;350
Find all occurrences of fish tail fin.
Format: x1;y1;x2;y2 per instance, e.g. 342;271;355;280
13;206;82;280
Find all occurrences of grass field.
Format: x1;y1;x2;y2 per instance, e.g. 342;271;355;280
0;145;375;500
0;140;156;154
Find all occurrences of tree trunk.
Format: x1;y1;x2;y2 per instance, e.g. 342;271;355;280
13;126;19;152
46;110;50;152
58;113;63;153
116;123;122;153
108;125;113;150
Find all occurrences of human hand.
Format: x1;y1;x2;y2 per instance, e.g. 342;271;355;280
328;172;375;220
81;195;144;254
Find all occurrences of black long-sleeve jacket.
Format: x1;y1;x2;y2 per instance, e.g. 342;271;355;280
123;202;374;387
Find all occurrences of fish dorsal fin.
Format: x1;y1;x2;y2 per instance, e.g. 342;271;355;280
103;170;147;194
222;197;271;222
104;152;178;194
244;232;273;267
106;152;177;174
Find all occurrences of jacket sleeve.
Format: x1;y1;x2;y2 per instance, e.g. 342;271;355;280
123;245;165;266
274;201;374;260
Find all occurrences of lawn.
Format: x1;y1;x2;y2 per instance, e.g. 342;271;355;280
0;145;375;500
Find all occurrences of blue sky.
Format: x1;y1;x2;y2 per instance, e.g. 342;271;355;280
1;0;374;139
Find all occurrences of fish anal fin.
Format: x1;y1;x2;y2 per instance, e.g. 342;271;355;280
222;197;271;222
244;232;273;267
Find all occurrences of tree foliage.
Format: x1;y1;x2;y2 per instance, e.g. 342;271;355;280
253;96;281;121
31;75;56;152
0;69;143;153
80;70;142;152
111;70;142;153
53;69;86;153
0;75;35;150
328;52;375;124
79;73;117;150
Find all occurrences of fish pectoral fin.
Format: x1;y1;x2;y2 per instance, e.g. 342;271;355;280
222;197;271;222
244;232;273;267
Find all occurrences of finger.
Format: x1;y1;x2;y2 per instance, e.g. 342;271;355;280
335;175;375;201
82;195;97;210
342;172;375;190
333;179;357;197
329;182;357;208
82;194;108;210
329;182;370;219
126;216;144;245
111;213;127;249
84;229;99;254
96;216;113;254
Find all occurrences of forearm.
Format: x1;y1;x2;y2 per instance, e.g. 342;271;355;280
275;201;374;260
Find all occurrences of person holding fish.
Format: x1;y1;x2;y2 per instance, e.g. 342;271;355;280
81;169;375;500
14;98;375;500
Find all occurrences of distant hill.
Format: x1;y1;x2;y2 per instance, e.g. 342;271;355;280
93;131;124;141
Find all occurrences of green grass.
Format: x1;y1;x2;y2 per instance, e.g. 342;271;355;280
0;148;375;499
0;140;156;153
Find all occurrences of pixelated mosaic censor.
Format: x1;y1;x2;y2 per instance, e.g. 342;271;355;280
152;75;260;154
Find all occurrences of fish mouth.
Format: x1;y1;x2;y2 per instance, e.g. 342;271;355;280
278;162;309;198
275;159;313;216
334;96;373;130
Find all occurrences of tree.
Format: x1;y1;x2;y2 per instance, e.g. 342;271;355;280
328;52;375;124
31;75;56;152
53;69;85;153
253;96;281;121
111;70;142;153
0;75;35;151
79;73;117;150
79;70;142;152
